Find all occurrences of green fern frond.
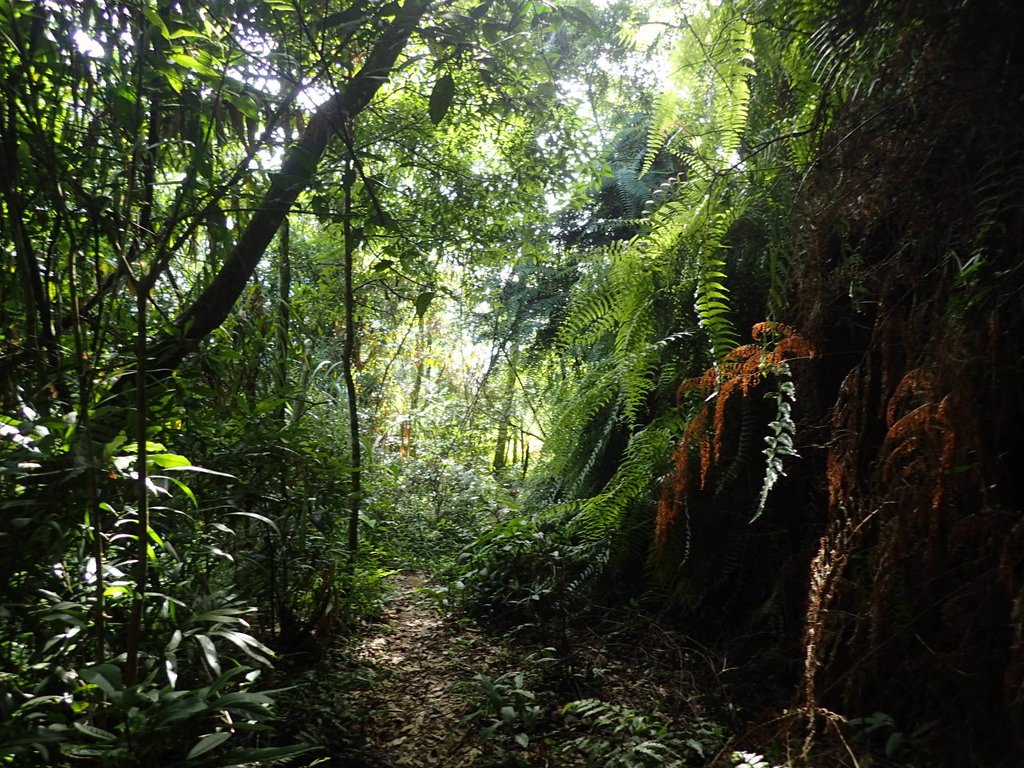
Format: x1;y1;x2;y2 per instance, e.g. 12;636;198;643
566;401;621;500
572;417;677;538
640;89;683;179
546;366;620;449
527;0;824;580
752;364;799;522
619;347;660;427
613;165;651;219
557;287;618;350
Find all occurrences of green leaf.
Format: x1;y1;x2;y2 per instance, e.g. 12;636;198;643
414;291;436;318
195;634;221;674
80;665;123;697
163;69;183;94
161;465;235;478
226;91;261;120
225;510;280;534
215;690;275;709
103;434;127;458
153;697;209;727
149;452;191;468
147;525;167;550
165;652;179;688
186;731;232;760
169;52;219;78
560;6;600;35
141;5;170;40
122;440;168;453
319;7;366;31
167;28;205;40
428;74;455;125
213;629;274;664
219;744;316;766
73;722;118;741
162;475;198;507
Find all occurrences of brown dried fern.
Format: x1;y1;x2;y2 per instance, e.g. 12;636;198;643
656;322;816;546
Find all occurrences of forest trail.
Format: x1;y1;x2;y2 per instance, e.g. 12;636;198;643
346;571;731;768
355;571;500;767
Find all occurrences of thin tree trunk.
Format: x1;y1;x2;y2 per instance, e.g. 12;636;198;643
124;281;149;687
275;216;291;423
401;315;426;456
1;105;52;404
0;9;58;408
492;364;516;472
342;166;361;558
70;239;107;661
65;230;107;661
125;40;161;682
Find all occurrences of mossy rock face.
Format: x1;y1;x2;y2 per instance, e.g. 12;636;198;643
781;2;1024;764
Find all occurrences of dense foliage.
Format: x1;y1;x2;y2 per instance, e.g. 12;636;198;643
2;0;1022;765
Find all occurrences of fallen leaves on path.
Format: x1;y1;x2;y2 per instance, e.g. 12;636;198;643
356;571;498;767
294;570;741;767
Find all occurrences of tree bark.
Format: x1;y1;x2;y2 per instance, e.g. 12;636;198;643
401;314;426;456
492;363;516;472
342;166;361;558
275;215;291;423
149;0;429;375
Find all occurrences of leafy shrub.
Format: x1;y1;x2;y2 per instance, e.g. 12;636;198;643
561;698;724;768
0;407;312;766
444;513;607;630
461;669;543;750
1;659;310;767
731;751;782;768
362;448;519;567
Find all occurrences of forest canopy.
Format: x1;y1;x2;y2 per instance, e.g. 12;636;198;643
2;0;1023;765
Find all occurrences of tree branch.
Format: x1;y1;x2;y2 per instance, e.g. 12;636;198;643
149;0;430;375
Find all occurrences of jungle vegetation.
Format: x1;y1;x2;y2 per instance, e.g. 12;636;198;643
1;0;1022;765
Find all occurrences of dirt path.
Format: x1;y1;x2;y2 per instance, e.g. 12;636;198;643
341;571;730;768
354;571;498;767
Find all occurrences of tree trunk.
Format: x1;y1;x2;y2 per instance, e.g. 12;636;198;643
1;96;54;406
401;315;426;456
342;167;361;558
275;216;291;423
148;0;429;376
492;364;516;472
